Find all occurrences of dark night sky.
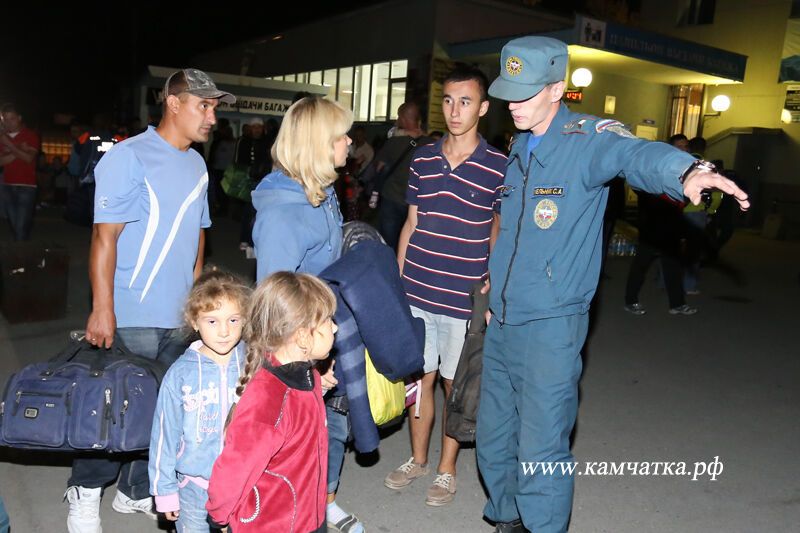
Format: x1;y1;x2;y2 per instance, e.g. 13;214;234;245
3;1;589;128
1;2;378;127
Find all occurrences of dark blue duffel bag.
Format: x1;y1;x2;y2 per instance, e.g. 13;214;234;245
0;339;167;452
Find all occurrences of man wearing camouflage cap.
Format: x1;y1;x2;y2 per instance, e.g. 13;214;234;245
66;69;235;533
476;37;748;532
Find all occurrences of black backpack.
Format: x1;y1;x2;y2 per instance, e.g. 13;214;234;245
445;284;489;443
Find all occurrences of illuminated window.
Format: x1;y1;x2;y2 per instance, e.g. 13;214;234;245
353;65;371;122
370;62;391;121
338;67;354;108
323;69;337;99
389;82;406;120
391;60;408;79
274;59;407;122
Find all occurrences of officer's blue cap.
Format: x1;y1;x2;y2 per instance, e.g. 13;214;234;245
489;36;568;102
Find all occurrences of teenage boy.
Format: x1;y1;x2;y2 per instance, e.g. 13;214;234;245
385;66;506;506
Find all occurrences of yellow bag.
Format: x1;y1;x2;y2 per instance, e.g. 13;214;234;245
365;350;405;425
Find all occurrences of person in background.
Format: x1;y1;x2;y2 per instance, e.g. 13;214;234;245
372;102;432;249
234;117;271;251
208;119;236;215
0;103;40;241
348;125;374;177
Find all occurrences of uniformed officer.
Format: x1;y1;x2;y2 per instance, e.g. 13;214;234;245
476;36;749;533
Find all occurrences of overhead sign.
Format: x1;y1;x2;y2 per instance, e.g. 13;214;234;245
576;16;747;82
217;96;293;116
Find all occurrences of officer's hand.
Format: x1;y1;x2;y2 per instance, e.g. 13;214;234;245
480;279;491;295
683;170;750;211
481;280;492;325
85;308;116;349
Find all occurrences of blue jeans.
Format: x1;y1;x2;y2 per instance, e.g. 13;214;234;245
326;405;351;494
0;494;9;533
176;476;220;533
477;313;588;533
2;185;36;241
68;327;188;499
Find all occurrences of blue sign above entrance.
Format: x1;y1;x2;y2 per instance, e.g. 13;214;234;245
577;16;747;82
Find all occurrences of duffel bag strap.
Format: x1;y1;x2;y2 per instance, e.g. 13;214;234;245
42;340;89;375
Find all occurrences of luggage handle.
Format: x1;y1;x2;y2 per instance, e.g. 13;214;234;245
42;335;137;377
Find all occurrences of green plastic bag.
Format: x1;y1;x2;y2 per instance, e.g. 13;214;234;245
221;164;254;202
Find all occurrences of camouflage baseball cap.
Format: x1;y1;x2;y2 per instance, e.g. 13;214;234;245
164;68;236;104
489;36;568;102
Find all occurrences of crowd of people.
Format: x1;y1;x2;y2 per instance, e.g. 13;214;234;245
1;35;751;533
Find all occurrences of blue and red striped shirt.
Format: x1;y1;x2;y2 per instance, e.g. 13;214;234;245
403;135;507;319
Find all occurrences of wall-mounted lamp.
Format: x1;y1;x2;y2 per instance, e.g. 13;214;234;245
703;94;731;121
571;68;593;88
711;95;731;112
781;108;793;124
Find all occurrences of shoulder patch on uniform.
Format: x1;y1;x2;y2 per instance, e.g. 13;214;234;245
562;117;589;135
595;119;635;138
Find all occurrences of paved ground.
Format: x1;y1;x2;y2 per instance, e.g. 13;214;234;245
0;209;798;532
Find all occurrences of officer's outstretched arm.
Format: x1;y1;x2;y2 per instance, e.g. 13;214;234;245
588;131;693;201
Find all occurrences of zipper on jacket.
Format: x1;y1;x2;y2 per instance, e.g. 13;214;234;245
314;388;325;528
499;154;533;325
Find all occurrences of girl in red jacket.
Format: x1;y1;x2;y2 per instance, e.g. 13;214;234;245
206;272;338;532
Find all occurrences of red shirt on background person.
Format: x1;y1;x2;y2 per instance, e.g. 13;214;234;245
1;104;40;241
1;109;39;186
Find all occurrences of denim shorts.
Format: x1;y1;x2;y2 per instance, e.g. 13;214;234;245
409;305;467;380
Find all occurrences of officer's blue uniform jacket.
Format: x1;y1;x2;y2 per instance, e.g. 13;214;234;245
489;104;696;325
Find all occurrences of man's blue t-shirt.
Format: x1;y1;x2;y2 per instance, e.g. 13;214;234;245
94;126;211;328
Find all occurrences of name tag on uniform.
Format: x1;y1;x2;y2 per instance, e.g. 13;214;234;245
533;186;564;197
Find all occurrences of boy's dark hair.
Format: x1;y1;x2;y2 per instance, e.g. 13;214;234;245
668;133;688;145
1;103;19;115
688;136;707;154
444;65;490;102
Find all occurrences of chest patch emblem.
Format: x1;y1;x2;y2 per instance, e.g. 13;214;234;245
506;56;523;76
534;199;558;229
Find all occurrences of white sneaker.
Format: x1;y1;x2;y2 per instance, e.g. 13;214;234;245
111;491;157;520
65;486;102;533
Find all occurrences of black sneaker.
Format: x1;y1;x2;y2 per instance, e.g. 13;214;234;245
668;304;698;315
495;519;525;533
624;303;647;315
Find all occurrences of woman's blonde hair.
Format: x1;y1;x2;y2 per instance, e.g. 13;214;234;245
236;271;337;397
271;96;353;207
184;267;252;330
